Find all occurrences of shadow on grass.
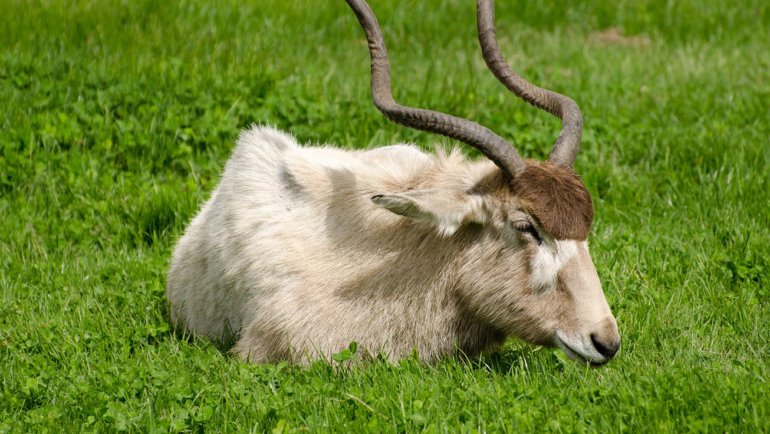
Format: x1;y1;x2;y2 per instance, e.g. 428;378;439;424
166;318;239;357
457;342;566;375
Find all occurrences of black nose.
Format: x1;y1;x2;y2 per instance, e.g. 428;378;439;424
591;333;620;359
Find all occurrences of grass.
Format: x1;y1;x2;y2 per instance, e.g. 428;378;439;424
1;0;769;431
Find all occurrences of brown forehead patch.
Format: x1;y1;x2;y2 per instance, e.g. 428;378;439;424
512;162;594;240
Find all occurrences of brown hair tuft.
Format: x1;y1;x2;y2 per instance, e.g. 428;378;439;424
513;162;594;240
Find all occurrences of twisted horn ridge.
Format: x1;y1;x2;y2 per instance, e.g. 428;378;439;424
477;0;583;168
345;0;526;179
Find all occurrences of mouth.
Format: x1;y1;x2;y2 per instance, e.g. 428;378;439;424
554;332;608;367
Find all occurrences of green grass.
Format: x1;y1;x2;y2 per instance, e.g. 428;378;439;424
1;0;769;431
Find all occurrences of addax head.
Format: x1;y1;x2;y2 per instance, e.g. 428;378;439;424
503;161;619;365
346;0;619;364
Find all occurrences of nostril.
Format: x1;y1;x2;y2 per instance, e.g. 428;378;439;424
591;333;620;359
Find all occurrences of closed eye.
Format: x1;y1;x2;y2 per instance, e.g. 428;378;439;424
512;221;542;245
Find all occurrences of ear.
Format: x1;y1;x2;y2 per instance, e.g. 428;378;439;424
371;189;487;236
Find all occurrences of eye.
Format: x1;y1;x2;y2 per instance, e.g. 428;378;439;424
512;220;542;244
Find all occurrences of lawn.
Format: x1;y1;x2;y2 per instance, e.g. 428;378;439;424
1;0;769;431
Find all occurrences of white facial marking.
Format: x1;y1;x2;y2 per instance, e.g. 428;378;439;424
551;241;617;365
529;239;579;292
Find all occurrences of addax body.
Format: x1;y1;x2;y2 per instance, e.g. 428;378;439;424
167;0;620;365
